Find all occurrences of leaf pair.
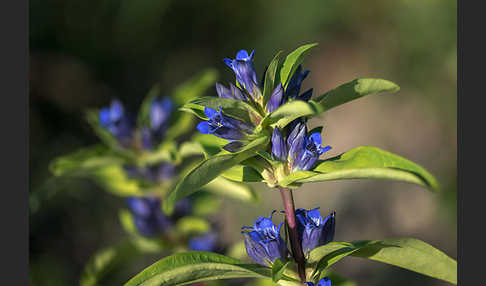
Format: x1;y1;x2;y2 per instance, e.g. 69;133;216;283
123;238;457;286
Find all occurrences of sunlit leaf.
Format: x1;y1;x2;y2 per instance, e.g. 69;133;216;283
262;50;283;107
284;146;439;191
308;238;457;285
314;78;400;112
280;43;318;89
123;252;272;286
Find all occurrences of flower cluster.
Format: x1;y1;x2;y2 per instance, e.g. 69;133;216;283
99;98;177;183
196;50;316;149
272;122;332;172
242;208;335;266
100;98;220;252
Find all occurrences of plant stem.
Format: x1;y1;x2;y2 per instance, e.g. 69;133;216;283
278;186;306;283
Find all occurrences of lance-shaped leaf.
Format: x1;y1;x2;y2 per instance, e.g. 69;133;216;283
280;43;318;88
260;100;323;129
308;238;457;285
49;145;124;176
282;146;439;191
314;78;400;112
262;50;283;106
221;165;264;182
162;135;269;214
123;251;273;286
171;68;219;106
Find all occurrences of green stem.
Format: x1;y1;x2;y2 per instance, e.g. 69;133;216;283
278;186;306;283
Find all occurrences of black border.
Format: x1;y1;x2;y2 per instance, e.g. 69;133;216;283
1;0;29;284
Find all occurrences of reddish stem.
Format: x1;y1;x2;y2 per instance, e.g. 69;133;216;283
279;186;306;283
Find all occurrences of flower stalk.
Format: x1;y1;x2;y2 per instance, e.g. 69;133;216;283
278;186;306;283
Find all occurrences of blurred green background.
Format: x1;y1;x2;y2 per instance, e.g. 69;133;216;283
29;0;456;285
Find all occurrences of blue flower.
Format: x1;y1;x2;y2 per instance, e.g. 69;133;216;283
141;97;173;150
99;99;135;145
126;197;172;237
241;211;288;266
286;122;308;165
197;107;254;140
293;133;332;171
296;208;335;254
224;49;260;98
271;127;288;161
286;65;310;101
216;82;247;102
189;232;219;252
306;277;331;286
266;83;284;113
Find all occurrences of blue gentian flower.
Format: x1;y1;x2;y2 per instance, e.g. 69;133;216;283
216;82;247;102
293;133;332;171
266;83;284;113
126;197;172;237
197;107;254;140
296;208;335;254
271;127;288;161
287;122;308;165
241;211;288;266
224;49;260;98
189;232;219;252
306;277;331;286
99;99;135;146
141;97;173;150
286;65;310;101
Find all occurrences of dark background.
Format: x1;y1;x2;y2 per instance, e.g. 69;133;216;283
29;0;457;285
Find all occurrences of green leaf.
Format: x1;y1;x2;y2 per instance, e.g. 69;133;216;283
123;251;271;286
314;78;400;112
262;100;323;129
163;154;250;214
92;165;146;196
308;238;457;285
175;216;210;235
189;96;262;124
221;164;264;182
271;259;290;283
262;50;283;107
49;145;124;176
292;146;439;191
280;43;318;89
202;176;260;203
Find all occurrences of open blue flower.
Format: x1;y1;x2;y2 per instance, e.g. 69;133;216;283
197;107;254;140
241;211;288;266
306;277;331;286
189;232;219;252
224;49;260;98
99;99;135;146
296;208;335;254
293;133;332;171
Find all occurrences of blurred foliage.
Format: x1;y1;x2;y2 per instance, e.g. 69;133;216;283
29;0;456;285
